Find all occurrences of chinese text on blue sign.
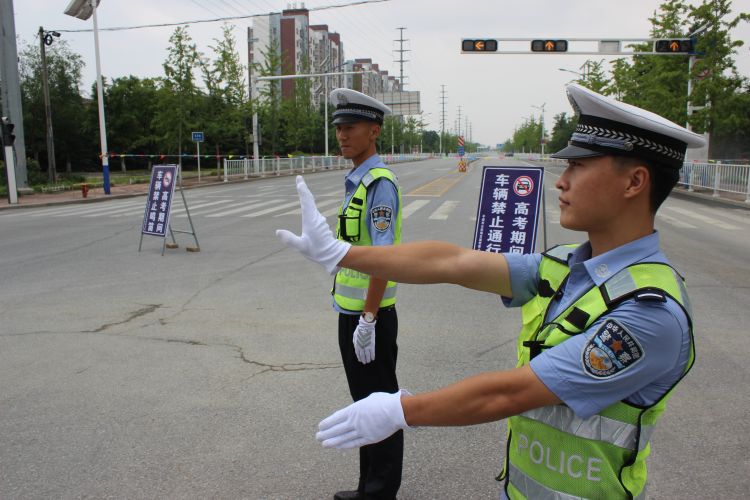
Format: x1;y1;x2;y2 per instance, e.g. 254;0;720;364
141;165;178;238
472;166;544;254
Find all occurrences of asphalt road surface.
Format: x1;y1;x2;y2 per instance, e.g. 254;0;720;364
1;157;749;499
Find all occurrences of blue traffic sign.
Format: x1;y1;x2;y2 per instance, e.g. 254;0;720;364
472;166;545;254
458;146;465;156
192;131;204;142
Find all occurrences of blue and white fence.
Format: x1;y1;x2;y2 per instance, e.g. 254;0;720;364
222;154;433;180
679;162;750;202
527;154;750;203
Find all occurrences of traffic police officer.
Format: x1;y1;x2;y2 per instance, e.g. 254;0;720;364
277;83;705;498
279;88;404;500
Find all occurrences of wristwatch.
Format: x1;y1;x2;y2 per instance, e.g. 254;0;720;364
362;311;376;323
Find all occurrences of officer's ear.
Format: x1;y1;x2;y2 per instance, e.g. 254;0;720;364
622;164;650;200
370;123;381;140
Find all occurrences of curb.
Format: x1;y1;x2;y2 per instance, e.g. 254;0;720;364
0;177;259;211
671;188;750;211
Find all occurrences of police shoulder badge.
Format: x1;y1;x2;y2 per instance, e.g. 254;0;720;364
582;318;644;379
370;205;393;232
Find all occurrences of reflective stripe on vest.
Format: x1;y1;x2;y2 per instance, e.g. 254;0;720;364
508;464;646;500
333;167;402;311
506;245;694;500
334;282;398;301
520;405;655;452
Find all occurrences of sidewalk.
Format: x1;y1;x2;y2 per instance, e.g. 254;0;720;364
2;173;749;211
0;175;236;211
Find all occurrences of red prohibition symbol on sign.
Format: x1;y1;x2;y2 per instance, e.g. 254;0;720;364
513;176;534;196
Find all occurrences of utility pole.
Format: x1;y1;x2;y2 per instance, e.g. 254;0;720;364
457;105;462;141
394;27;409;89
39;27;58;183
0;0;28;188
439;84;447;156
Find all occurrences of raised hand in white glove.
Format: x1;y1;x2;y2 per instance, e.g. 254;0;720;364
316;390;411;449
275;175;350;275
353;315;376;364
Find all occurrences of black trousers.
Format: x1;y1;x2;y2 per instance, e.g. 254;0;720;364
338;308;402;500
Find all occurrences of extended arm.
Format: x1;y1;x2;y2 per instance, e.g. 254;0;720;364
342;241;511;296
316;365;561;449
276;176;512;296
402;365;560;426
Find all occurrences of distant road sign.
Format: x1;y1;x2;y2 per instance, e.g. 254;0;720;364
458;136;465;147
192;131;204;142
458;146;465;157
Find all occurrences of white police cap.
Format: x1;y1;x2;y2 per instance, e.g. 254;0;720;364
330;88;391;125
552;83;706;169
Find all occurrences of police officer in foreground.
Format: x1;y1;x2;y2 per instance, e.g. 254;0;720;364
277;83;705;499
283;88;404;500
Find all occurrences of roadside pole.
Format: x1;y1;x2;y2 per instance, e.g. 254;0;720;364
192;131;204;182
3;144;18;204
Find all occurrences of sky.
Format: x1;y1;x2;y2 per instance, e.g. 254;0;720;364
9;0;750;147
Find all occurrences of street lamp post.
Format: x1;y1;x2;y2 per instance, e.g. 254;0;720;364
532;103;546;156
63;0;110;194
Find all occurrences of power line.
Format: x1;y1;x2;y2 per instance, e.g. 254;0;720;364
52;0;390;33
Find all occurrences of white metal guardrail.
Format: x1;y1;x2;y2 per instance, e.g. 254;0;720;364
679;162;750;202
222;154;434;180
526;154;750;203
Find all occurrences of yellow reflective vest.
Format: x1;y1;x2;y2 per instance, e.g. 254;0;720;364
503;244;695;499
333;167;402;312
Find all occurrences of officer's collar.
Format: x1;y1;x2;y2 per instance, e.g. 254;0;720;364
345;154;381;185
573;232;663;286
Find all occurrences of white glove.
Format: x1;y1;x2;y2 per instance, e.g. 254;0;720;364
316;390;411;449
275;175;351;275
353;316;376;364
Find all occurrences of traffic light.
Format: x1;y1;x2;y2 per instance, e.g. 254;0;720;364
654;39;693;53
462;39;498;52
1;117;15;147
531;39;568;52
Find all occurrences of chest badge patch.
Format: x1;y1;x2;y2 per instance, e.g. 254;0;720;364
371;205;393;232
582;318;644;378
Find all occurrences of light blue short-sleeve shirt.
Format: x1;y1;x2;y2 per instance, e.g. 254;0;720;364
502;232;692;419
334;154;399;314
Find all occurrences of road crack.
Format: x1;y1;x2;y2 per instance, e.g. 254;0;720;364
88;304;162;333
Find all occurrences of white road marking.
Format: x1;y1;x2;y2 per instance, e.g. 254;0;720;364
428;200;459;220
402;200;430;219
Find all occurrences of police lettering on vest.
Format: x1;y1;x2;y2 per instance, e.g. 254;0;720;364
515;433;603;482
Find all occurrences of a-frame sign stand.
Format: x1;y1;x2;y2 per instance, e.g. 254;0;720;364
139;164;200;255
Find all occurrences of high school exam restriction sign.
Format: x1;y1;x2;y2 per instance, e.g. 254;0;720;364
141;165;178;238
472;166;545;254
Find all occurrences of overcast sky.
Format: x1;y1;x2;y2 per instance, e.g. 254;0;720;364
11;0;750;147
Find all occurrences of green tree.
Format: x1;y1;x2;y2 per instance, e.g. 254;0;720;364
202;24;247;157
154;26;204;162
547;112;577;154
511;116;543;153
105;76;160;171
687;0;749;158
254;44;283;155
608;0;749;158
18;38;93;174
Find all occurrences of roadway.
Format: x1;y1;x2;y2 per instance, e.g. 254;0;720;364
1;157;748;498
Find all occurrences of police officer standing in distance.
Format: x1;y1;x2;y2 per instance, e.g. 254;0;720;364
278;89;403;500
278;84;705;499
